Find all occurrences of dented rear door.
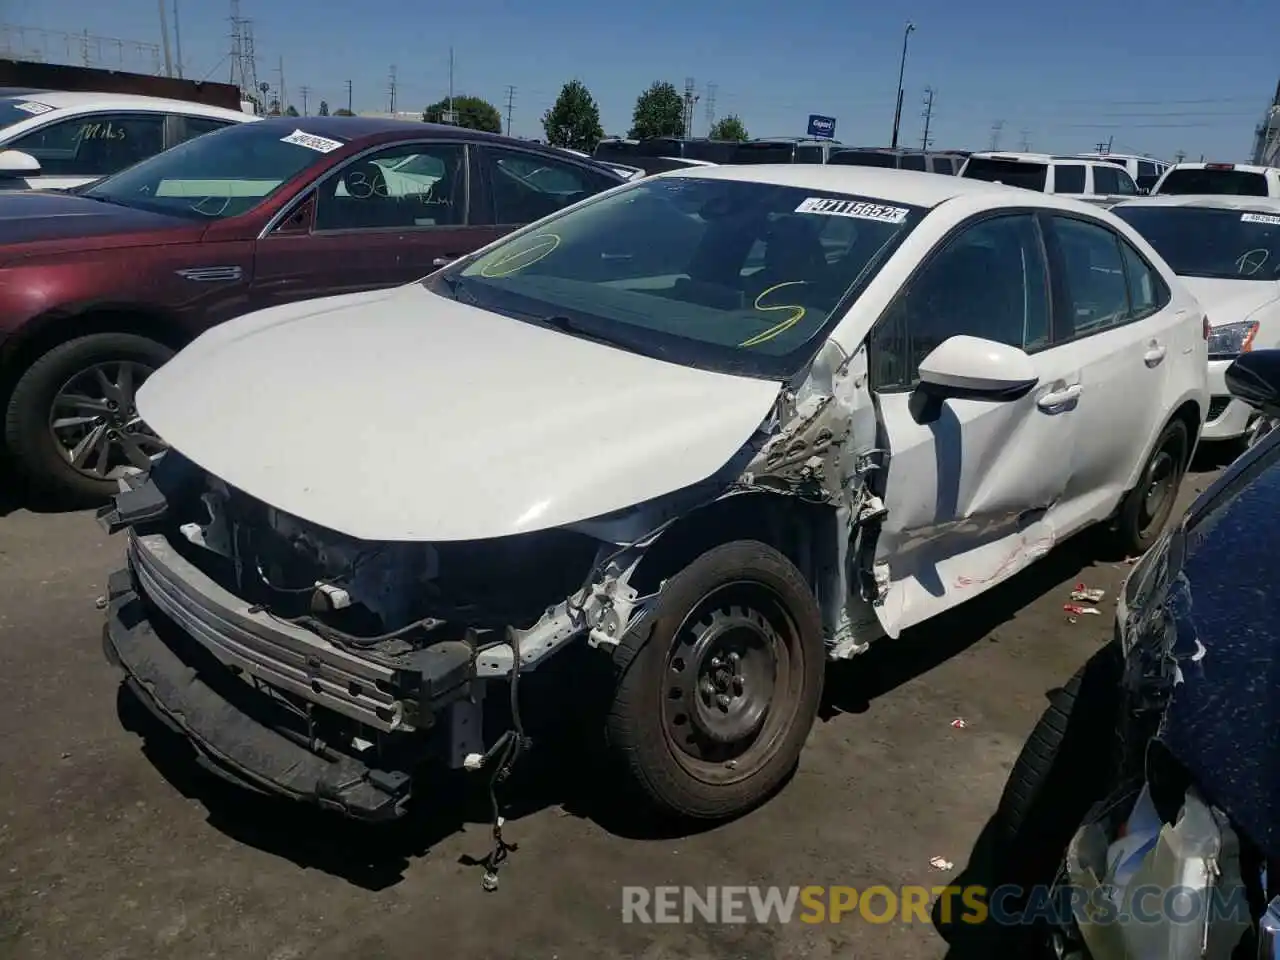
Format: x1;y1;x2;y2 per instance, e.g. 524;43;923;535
865;211;1083;636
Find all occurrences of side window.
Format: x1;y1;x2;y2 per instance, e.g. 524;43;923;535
1118;238;1167;318
1050;216;1130;339
9;113;165;177
794;146;825;164
315;142;465;231
174;115;233;146
1053;165;1085;193
900;153;927;171
1137;160;1157;180
930;156;953;175
870;214;1051;390
1092;164;1121;194
1113;170;1138;195
485;149;615;225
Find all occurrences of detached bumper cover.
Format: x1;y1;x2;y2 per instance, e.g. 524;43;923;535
103;570;412;820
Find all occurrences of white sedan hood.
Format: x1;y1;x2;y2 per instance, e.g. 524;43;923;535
137;285;782;542
1180;277;1280;325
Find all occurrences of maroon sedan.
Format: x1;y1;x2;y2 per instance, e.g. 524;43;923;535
0;116;627;501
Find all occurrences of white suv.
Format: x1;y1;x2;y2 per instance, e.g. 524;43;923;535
960;151;1139;205
1076;153;1170;194
1151;162;1280;199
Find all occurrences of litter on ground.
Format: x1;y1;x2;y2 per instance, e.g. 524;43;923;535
1069;583;1106;603
929;856;954;871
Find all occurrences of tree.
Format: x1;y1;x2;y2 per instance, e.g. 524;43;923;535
629;81;683;140
285;104;299;117
317;100;330;116
709;114;748;141
541;79;604;151
423;95;501;133
333;108;354;117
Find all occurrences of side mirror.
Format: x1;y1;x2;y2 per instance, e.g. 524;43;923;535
911;335;1039;424
1226;349;1280;418
0;149;40;177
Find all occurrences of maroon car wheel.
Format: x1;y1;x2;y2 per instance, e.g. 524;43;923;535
4;332;174;504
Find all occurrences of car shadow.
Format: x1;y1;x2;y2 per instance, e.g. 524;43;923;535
0;471;92;517
819;526;1103;719
115;529;1104;894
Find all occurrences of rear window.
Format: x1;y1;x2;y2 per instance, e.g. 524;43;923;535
830;150;898;169
961;157;1048;191
636;138;685;158
1157;168;1269;197
731;142;795;164
1054;165;1086;193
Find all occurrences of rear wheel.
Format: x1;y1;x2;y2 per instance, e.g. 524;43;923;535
4;332;173;505
1115;418;1188;556
606;540;825;820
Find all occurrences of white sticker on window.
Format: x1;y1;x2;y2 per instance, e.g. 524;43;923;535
1242;212;1280;226
794;196;909;224
12;100;53;115
280;129;344;153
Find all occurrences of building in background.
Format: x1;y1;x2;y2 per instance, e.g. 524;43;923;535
1252;77;1280;166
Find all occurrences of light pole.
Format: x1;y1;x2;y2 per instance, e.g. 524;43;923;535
890;21;916;150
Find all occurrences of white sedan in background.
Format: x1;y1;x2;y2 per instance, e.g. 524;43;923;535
102;165;1207;826
0;91;257;191
1113;195;1280;446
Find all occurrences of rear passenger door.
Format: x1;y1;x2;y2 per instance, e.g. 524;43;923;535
1040;213;1185;526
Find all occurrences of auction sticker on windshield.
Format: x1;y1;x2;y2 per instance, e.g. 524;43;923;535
795;197;909;224
1242;212;1280;226
280;129;344;153
12;100;53;115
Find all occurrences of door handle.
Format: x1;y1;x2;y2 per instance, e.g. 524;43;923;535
432;256;460;267
1143;343;1167;367
1036;384;1082;411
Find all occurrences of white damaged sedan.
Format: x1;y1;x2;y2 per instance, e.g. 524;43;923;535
99;165;1209;827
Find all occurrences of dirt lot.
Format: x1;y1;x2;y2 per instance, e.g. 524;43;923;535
0;464;1221;960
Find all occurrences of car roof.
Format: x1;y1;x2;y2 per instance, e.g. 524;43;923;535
245;115;583;149
1162;162;1276;174
968;151;1096;166
1;90;251;120
662;163;1040;208
1076;152;1166;164
1113;194;1280;213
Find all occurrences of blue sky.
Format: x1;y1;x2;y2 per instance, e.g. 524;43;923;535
10;0;1277;160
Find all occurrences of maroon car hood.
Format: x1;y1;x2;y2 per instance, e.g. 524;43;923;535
0;189;201;251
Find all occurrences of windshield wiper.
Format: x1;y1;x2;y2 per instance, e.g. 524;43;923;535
533;315;626;351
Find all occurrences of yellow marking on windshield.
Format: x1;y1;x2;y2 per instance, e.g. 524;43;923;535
740;281;808;347
478;233;561;278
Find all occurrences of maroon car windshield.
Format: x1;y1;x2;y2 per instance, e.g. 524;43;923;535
83;121;344;220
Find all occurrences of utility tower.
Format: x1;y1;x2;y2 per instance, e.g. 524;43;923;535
277;56;286;113
920;87;934;150
989;119;1005;151
228;1;259;109
504;85;516;136
1019;128;1031;151
705;82;717;132
387;64;397;114
299;84;310;115
682;77;700;139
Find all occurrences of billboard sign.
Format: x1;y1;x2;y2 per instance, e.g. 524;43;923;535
807;114;837;139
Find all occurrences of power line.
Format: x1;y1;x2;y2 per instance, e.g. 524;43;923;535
920;86;935;150
989;119;1005;150
504;84;516;136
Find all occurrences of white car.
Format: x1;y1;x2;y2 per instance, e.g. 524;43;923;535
98;166;1208;826
960;151;1140;205
1151;162;1280;198
0;91;257;191
1113;194;1280;444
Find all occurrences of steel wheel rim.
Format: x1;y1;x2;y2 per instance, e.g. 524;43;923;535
48;360;167;480
660;580;805;787
1138;445;1178;538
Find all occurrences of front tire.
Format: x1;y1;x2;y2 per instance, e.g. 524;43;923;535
4;332;173;505
606;540;825;820
1115;418;1188;556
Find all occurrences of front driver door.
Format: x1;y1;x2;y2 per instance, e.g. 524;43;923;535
867;212;1083;636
